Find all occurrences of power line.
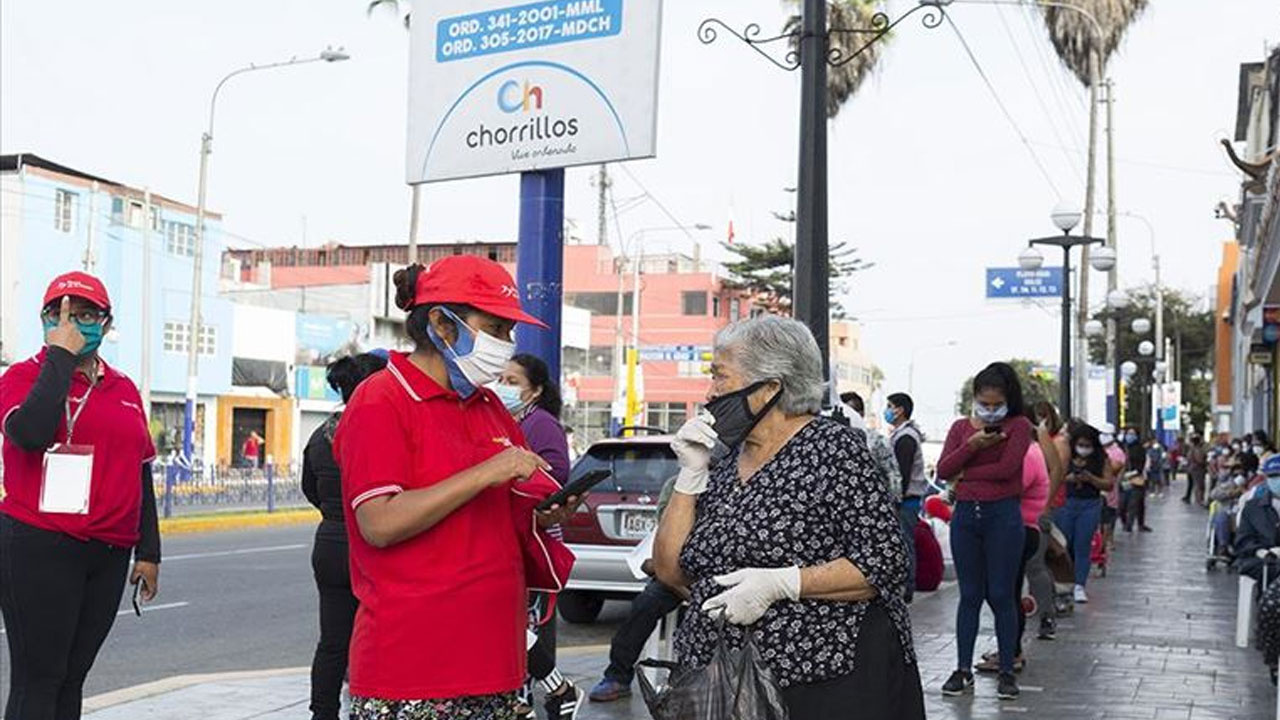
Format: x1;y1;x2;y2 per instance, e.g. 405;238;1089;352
993;2;1083;183
1018;1;1089;148
616;164;698;241
943;13;1064;199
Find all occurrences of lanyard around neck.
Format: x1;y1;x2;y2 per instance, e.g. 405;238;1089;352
65;376;98;444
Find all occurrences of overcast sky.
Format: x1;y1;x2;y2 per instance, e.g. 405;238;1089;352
2;0;1274;435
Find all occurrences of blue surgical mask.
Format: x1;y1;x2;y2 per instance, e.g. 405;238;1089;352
1268;477;1280;496
973;404;1008;425
490;382;528;415
43;318;104;357
883;408;897;426
1126;433;1139;444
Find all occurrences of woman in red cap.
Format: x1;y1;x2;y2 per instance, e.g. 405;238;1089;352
333;257;581;720
0;271;161;720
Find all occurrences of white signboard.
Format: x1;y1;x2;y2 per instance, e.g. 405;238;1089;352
408;0;663;183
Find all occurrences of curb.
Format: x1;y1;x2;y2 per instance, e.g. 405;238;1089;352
159;508;319;535
83;666;310;711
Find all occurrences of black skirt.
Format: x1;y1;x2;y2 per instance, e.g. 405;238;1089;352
780;604;926;720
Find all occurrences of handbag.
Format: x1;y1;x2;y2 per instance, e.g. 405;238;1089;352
637;616;789;720
510;470;576;593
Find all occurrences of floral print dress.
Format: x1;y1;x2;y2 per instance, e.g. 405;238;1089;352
675;418;915;688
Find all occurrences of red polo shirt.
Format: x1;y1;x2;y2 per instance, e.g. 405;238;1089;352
0;349;155;548
333;351;529;701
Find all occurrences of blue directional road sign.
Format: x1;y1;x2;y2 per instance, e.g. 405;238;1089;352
985;267;1065;299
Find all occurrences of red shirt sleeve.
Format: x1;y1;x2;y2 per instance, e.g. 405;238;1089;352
961;417;1034;483
936;420;972;480
334;383;412;511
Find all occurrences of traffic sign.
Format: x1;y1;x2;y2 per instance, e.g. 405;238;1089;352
985;267;1065;299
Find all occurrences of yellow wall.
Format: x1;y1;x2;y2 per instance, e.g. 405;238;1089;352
216;395;294;467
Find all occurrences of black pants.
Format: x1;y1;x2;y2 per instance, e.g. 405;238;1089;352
780;605;925;720
309;531;357;720
1123;485;1148;530
603;580;684;685
0;515;131;720
1014;526;1040;656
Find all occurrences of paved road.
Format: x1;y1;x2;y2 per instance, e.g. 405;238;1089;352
0;523;632;706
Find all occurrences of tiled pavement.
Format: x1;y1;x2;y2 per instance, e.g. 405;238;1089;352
86;490;1275;719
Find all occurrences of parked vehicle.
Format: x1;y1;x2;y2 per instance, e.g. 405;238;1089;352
558;428;678;624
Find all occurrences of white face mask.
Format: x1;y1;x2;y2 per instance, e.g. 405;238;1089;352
453;330;515;389
1075;445;1095;457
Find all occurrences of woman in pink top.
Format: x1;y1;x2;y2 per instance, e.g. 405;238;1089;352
936;363;1033;700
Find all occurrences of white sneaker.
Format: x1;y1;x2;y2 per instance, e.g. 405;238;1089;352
1073;585;1089;604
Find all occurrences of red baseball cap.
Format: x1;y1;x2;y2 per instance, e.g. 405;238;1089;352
414;255;547;328
42;271;112;310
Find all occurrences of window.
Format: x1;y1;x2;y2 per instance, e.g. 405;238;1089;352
730;297;741;319
166;221;196;257
563;401;615;445
682;291;708;316
564;292;633;316
164;321;215;355
645;402;688;432
712;296;721;317
54;189;77;232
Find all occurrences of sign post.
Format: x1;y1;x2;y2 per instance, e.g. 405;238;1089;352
408;0;662;381
985;267;1066;299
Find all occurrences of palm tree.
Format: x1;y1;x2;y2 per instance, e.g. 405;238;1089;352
785;1;889;118
367;0;410;28
1036;0;1148;416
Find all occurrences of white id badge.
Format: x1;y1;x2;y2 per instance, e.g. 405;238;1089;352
40;443;94;515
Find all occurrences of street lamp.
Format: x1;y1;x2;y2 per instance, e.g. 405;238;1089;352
1120;361;1138;379
181;47;349;469
1022;207;1105;418
1138;340;1155;357
1131;318;1152;335
1084;320;1104;338
1106;290;1131;311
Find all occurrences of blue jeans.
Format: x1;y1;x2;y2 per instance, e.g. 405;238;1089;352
900;498;921;602
1053;497;1102;587
950;497;1023;673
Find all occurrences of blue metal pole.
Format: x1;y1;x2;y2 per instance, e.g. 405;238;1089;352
266;462;275;513
515;170;565;382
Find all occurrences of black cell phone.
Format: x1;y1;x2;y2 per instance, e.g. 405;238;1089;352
537;469;612;511
983;426;1002;434
131;577;147;617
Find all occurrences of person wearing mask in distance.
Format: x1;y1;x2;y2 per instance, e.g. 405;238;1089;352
1235;455;1280;586
1053;424;1114;604
1098;425;1127;551
494;353;584;720
0;271;161;720
840;391;904;507
936;362;1033;701
885;393;927;604
656;316;924;720
302;351;388;720
1122;427;1152;533
333;257;583;720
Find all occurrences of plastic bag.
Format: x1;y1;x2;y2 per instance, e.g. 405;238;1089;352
637;618;789;720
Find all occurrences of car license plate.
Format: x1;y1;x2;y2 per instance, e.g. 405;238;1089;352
621;511;656;538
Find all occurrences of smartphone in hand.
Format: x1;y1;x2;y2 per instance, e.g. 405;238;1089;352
132;577;148;617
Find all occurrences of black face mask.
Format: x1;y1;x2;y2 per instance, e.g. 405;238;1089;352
705;379;782;451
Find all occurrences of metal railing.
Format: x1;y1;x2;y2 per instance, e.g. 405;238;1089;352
151;462;310;518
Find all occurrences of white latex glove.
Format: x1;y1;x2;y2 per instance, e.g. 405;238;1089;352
1257;547;1280;560
672;414;718;495
701;566;801;625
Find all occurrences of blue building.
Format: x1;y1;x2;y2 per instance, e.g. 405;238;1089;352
0;153;233;464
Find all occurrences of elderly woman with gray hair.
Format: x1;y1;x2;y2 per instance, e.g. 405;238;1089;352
655;316;924;720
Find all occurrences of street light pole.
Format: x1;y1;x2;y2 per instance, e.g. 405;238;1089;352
181;48;349;470
793;0;830;392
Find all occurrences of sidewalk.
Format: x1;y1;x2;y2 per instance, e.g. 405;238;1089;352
85;493;1274;719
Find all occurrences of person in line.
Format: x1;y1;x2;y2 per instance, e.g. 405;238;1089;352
1184;434;1209;507
1235;455;1280;586
887;392;928;604
1146;436;1168;500
333;257;583;720
302;351;388;720
656;315;924;719
1253;431;1277;464
936;362;1033;700
588;476;685;704
975;415;1057;672
1123;427;1152;533
1052;424;1114;604
496;353;584;719
0;271;161;720
841;391;904;511
1099;425;1127;551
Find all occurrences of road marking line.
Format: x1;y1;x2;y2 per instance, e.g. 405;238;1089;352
116;601;190;617
164;543;308;561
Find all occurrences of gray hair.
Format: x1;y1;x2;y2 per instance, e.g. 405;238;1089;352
713;315;825;415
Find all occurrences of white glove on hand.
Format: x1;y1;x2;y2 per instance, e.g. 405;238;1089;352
701;566;801;625
672;415;718;495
